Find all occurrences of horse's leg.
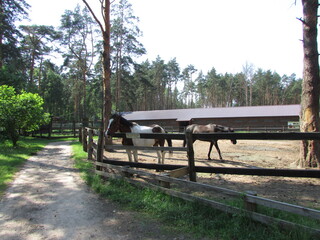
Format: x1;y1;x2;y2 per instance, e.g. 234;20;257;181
213;140;223;160
208;141;214;160
126;149;133;162
159;148;166;164
156;150;162;164
133;150;138;162
160;139;166;164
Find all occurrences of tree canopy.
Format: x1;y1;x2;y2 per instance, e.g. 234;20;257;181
0;1;304;122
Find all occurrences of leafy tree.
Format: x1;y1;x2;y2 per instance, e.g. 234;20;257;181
182;64;197;107
39;60;65;117
0;85;49;145
202;67;221;107
280;74;302;105
86;58;103;120
0;0;29;90
60;5;98;122
232;72;247;106
242;62;254;106
19;24;61;91
251;69;282;106
111;0;145;110
131;61;154;110
195;71;207;107
0;0;29;68
166;58;180;108
151;56;167;109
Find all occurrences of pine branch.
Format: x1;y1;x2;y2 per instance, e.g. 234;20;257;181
296;17;313;29
82;0;104;33
296;17;307;25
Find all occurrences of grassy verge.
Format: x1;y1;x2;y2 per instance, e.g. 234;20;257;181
70;141;317;240
0;137;75;198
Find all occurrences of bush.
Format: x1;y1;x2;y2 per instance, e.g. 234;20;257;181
0;85;50;145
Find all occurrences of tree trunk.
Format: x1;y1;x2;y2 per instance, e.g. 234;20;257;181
299;0;320;168
102;1;112;134
29;49;36;86
82;0;112;134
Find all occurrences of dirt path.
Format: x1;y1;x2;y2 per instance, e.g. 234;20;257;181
0;141;190;240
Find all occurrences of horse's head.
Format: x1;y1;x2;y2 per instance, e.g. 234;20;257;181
106;113;121;136
228;127;237;145
106;113;133;137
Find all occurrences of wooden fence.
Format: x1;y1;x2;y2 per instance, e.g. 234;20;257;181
80;128;320;237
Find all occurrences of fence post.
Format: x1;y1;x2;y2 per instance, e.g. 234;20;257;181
73;120;76;137
87;128;94;160
185;131;197;182
82;128;88;152
159;173;171;188
79;127;82;142
96;129;104;171
244;191;258;212
48;116;52;139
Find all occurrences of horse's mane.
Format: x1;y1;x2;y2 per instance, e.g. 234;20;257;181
215;124;234;132
111;113;134;128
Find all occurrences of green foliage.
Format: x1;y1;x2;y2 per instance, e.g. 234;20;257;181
0;0;29;74
0;85;50;145
19;24;61;91
0;0;303;121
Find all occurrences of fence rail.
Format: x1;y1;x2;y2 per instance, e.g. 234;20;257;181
80;127;320;236
110;131;320;140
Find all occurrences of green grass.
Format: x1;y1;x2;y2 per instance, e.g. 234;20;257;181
0;136;75;198
70;141;318;240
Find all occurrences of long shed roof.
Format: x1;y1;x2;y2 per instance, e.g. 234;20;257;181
123;105;300;122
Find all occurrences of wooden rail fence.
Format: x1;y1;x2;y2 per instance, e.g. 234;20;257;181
80;127;320;237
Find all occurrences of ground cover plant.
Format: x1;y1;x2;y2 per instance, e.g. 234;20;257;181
70;141;317;240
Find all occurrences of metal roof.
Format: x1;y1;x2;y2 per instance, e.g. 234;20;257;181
123;105;300;122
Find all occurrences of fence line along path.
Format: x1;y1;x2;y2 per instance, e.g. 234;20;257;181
81;127;320;237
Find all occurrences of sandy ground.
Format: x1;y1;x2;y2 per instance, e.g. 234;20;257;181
0;141;193;240
106;139;320;209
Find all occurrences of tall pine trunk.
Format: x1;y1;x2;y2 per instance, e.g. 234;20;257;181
299;0;320;168
82;0;112;146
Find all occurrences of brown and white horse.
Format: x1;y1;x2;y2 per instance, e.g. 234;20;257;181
106;113;172;164
183;124;237;160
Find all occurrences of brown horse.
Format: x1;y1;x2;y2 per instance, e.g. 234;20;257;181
183;124;237;160
106;113;172;164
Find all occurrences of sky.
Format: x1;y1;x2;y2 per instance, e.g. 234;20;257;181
23;0;311;78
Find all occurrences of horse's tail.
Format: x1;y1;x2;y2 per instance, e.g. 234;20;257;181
163;130;173;156
167;138;173;155
183;124;196;147
182;139;186;147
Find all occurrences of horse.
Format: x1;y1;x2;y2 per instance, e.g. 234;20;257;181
183;124;237;161
106;113;172;164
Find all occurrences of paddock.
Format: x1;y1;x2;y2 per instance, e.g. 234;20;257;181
80;128;320;236
104;138;319;209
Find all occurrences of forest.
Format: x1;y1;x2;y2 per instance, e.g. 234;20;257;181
0;0;302;122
